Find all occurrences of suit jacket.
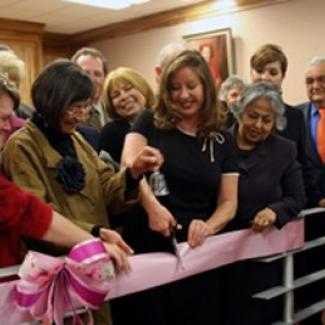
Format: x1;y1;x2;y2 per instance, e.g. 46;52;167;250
226;132;306;230
277;104;307;167
297;102;325;205
76;124;100;152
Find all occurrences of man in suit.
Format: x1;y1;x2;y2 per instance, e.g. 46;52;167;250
71;47;110;131
296;56;325;325
297;56;325;207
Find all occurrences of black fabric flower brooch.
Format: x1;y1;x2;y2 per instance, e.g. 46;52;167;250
55;156;85;194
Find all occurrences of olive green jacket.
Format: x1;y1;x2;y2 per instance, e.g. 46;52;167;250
2;121;138;232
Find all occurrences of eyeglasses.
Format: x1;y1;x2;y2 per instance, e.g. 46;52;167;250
305;75;325;85
63;102;92;116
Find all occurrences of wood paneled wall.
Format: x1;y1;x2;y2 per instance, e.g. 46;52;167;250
0;19;44;105
0;18;83;105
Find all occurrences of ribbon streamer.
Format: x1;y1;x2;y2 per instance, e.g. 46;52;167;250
0;220;304;324
107;219;304;299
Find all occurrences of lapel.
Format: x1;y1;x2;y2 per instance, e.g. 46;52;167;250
238;138;269;175
228;123;270;174
27;121;61;169
302;102;323;166
28;122;98;203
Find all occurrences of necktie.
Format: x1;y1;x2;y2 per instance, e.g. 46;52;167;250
88;107;102;131
317;108;325;162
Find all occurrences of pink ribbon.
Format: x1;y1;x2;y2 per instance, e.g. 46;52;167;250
107;219;304;299
0;220;304;324
0;239;114;325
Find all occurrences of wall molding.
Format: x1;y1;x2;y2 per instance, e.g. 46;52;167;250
0;17;44;34
43;32;84;52
71;0;290;43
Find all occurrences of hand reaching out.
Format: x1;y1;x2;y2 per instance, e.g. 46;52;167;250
102;242;131;273
187;219;213;248
318;198;325;208
147;202;181;237
100;228;133;273
251;208;277;232
129;146;164;179
99;228;134;255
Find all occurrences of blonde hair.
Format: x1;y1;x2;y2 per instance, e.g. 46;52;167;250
0;73;20;111
103;67;156;120
0;51;25;87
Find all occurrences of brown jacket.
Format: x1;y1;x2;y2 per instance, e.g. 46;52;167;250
2;121;138;232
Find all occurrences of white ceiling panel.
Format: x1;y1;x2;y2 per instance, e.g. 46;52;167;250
0;0;208;34
0;0;21;7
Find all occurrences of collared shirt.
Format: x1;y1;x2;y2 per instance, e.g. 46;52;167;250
86;102;110;131
310;103;320;147
94;101;106;127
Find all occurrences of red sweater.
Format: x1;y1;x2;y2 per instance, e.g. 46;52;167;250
0;173;52;268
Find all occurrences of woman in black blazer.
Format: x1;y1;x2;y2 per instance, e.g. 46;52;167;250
250;43;307;167
222;82;306;325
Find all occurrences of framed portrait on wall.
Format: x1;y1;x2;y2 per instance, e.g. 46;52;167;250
183;28;235;89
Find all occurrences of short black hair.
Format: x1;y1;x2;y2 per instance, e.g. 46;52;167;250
32;59;94;129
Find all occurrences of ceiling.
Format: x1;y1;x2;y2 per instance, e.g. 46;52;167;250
0;0;209;34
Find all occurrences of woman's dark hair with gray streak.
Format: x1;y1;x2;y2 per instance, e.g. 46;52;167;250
219;75;247;101
32;59;94;130
232;81;286;131
155;49;225;137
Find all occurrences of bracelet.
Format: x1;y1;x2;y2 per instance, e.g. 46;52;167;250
126;167;143;181
91;225;107;237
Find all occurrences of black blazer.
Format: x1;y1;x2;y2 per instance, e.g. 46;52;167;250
227;133;306;230
277;104;307;167
296;102;325;205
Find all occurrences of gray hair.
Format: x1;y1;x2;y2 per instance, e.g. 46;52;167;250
233;81;286;131
0;44;13;52
0;51;25;86
306;56;325;69
157;42;187;71
219;75;247;101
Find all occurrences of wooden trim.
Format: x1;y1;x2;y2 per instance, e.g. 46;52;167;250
43;32;85;51
0;17;44;34
71;0;289;43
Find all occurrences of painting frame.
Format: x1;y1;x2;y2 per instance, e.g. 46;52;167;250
183;28;235;86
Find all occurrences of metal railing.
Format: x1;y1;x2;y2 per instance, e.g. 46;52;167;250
253;207;325;324
1;208;324;324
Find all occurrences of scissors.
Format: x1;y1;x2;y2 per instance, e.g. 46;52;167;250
170;227;185;270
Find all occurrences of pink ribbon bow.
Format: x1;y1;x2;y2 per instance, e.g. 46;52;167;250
0;238;114;325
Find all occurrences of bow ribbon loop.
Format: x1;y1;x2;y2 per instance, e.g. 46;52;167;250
1;239;114;325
